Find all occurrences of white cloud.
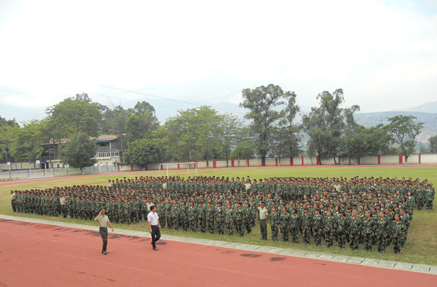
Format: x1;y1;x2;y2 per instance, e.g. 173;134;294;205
0;0;436;118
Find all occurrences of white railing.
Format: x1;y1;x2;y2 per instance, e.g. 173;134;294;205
0;164;118;180
95;150;120;158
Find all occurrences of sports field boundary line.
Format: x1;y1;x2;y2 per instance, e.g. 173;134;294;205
1;214;435;276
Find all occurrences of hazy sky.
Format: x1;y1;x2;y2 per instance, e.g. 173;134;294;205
0;0;436;123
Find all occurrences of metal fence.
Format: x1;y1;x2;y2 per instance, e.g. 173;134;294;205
0;163;118;180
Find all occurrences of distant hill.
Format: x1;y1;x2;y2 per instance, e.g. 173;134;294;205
354;111;437;143
402;101;437;113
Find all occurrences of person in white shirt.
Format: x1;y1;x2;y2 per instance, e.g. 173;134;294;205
148;206;161;251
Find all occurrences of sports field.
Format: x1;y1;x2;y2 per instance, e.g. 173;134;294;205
1;166;436;266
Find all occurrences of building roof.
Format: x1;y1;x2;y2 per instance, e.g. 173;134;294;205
43;134;123;145
95;135;119;142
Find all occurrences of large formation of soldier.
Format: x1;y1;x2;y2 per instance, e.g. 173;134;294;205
10;175;435;254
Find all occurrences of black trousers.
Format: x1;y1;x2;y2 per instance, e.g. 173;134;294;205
100;227;108;252
151;225;161;248
11;200;16;212
61;205;67;218
260;219;267;240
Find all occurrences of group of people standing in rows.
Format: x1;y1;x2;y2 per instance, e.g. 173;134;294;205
10;175;434;254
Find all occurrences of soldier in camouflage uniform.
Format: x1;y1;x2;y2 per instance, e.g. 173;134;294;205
312;209;323;246
426;183;435;211
362;210;375;251
234;202;245;237
375;211;389;253
270;206;280;241
126;198;132;225
206;202;215;234
172;199;180;231
416;183;425;210
165;199;173;229
302;207;312;244
187;201;198;232
132;198;140;223
391;213;406;254
180;201;188;231
289;208;299;243
216;202;225;235
323;210;334;247
399;208;410;248
279;206;289;242
198;201;206;233
225;204;234;236
156;200;164;228
112;199;119;224
348;210;360;250
244;203;252;234
336;211;347;248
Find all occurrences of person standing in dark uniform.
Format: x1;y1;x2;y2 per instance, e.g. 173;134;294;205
11;191;16;212
148;205;161;251
94;209;114;255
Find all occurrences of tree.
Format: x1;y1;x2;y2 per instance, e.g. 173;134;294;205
220;114;245;166
230;139;256;159
274;92;301;158
125;115;145;144
0;116;18;161
10;120;46;163
123;139;163;169
102;104;130;155
58;133;97;173
124;101;159;144
339;105;361;164
240;84;295;166
386;115;424;162
154;106;224;164
46;94;102;139
154;111;199;161
196;106;223;166
429;135;437;153
302;89;346;164
341;124;392;164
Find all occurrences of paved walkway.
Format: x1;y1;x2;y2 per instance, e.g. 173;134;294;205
1;214;435;276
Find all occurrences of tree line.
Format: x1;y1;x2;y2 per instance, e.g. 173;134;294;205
0;85;434;170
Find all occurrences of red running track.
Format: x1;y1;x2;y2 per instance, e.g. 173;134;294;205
1;219;436;286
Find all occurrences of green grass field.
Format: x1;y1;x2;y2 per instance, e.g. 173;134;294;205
1;166;436;265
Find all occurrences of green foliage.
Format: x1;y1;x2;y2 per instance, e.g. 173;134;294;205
240;84;296;165
273;91;301;157
125;115;144;143
386;115;424;161
10;120;46;163
123;139;163;168
429;135;437;153
58;133;97;172
154;106;225;165
230;139;256;158
0;116;18;161
220;113;245;165
46;94;102;139
124;101;159;144
302;89;346;164
102;105;129;152
341;122;393;163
